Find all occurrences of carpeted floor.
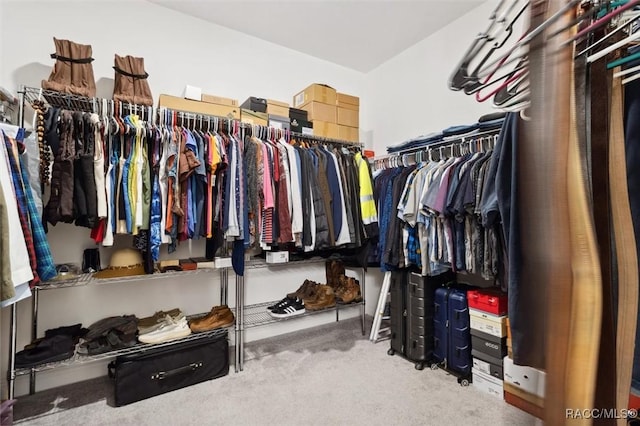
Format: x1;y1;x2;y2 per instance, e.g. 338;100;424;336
12;317;538;426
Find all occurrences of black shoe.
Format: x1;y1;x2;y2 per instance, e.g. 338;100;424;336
267;296;295;311
269;298;306;318
15;335;76;368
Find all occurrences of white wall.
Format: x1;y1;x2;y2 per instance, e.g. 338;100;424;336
362;0;503;154
0;0;370;397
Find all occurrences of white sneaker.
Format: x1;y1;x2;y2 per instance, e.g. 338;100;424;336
138;315;191;344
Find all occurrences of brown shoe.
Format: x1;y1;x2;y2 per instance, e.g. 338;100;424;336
138;308;182;333
335;277;362;304
189;308;234;332
288;279;317;300
305;285;336;311
325;260;345;289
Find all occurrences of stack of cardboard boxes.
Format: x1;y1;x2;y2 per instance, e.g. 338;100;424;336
292;83;359;142
158;93;240;119
163;83;358;143
336;93;359;143
468;289;508;399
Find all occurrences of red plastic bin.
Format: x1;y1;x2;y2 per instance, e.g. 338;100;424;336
467;289;507;315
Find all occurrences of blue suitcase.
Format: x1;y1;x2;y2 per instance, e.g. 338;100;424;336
432;287;472;384
447;289;472;377
433;287;450;365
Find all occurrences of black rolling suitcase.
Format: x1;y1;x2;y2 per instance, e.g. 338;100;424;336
389;270;406;357
108;332;229;406
389;270;452;369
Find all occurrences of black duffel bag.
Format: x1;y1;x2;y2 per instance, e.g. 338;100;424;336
108;332;229;406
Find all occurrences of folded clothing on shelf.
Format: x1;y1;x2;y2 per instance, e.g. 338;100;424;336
77;315;138;355
15;335;76;368
15;323;87;368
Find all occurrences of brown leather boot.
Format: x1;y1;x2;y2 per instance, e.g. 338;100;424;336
188;307;234;332
287;279;316;299
112;54;135;104
325;260;345;289
305;285;336;311
113;54;153;106
42;38;96;97
335;277;362;304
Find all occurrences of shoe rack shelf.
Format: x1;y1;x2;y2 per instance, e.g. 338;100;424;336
33;268;217;290
13;326;231;377
233;258;367;372
243;300;364;329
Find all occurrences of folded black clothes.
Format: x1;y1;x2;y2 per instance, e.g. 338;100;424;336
45;323;88;339
478;112;507;122
15;334;76;368
78;315;138;356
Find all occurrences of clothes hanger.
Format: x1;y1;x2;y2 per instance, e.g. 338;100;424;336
450;0;528;91
474;0;582;82
587;23;640;62
575;11;640;57
564;0;640;46
461;2;531;94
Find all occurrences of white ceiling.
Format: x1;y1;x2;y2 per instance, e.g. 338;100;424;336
147;0;484;72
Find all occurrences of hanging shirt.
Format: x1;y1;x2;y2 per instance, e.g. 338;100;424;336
0;131;33;288
159;129;171;244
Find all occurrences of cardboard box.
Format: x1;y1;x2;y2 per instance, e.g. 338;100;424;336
337;107;359;127
268;114;291;131
504;382;545;409
471;334;507;360
300;101;336;123
240;109;268;126
473;356;503;380
183;85;201;101
266;99;290;117
201;94;238;107
313;121;339;139
266;251;289;264
469;308;507;338
472;368;504;399
503;355;545;398
338;125;359;143
241;97;267;113
291;120;313;133
337;92;359;108
158;94;239;119
293;83;337;108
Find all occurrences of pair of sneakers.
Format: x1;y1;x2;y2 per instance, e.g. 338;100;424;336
138;313;191;344
267;297;306;318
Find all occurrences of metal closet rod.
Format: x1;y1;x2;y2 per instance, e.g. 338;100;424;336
18;86;361;146
381;128;502;158
290;131;362;147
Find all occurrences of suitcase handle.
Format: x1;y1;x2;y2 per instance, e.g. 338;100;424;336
151;362;203;380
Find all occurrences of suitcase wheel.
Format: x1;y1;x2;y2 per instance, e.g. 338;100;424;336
387;348;395;356
430;363;439;370
414;362;424;371
459;378;470;387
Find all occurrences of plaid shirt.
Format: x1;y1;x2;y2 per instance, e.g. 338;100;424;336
5;133;57;285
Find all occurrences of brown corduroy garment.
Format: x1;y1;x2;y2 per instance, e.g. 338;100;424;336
113;54;153;106
42;38;96;98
